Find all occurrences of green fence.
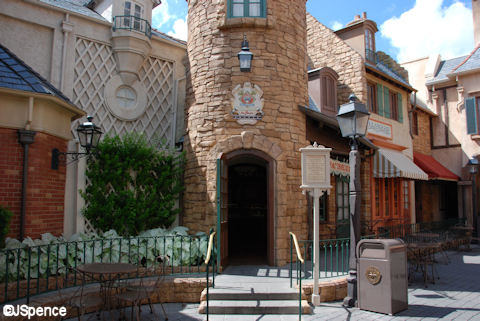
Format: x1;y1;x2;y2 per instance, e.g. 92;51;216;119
1;235;210;304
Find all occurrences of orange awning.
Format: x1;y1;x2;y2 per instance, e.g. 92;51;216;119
413;152;459;181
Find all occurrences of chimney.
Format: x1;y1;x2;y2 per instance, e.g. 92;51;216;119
362;12;367;19
474;0;480;44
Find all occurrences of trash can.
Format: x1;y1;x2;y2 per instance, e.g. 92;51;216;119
357;239;408;315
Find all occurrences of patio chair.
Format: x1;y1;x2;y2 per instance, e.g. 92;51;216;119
57;267;103;321
115;255;169;321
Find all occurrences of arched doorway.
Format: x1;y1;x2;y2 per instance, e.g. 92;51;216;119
218;149;274;266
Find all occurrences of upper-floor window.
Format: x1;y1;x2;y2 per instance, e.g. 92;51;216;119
124;1;143;30
365;28;375;61
320;74;337;113
229;0;266;18
466;97;480;135
412;111;419;135
367;82;377;113
368;83;403;123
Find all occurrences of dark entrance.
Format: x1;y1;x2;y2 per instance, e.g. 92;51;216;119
227;159;268;265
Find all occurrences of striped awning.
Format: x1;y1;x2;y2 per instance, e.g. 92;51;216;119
373;148;428;180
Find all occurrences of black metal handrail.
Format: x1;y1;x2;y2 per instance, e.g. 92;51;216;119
113;15;152;38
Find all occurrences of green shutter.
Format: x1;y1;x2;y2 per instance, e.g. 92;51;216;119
377;84;384;116
384;87;390;118
397;93;403;123
466;97;478;134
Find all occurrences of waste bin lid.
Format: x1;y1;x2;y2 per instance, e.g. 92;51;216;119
357;239;405;258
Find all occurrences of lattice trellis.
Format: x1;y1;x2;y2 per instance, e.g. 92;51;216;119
72;37;176;233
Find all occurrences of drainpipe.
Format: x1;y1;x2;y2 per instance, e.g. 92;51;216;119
17;97;36;240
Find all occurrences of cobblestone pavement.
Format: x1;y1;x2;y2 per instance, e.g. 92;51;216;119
68;245;480;321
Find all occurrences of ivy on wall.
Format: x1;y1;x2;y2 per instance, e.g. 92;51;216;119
81;133;184;236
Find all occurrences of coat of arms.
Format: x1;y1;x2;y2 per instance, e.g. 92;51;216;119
231;82;264;125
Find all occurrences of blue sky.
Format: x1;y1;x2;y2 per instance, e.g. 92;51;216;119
152;0;474;62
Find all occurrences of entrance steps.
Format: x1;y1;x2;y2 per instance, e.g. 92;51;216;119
198;265;312;315
199;288;311;314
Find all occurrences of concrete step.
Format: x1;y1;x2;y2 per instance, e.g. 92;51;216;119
202;288;300;301
198;299;311;315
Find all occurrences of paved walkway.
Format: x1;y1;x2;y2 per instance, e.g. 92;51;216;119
70;245;480;321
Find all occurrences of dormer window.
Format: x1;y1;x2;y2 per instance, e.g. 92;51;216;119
229;0;266;18
308;67;338;117
365;28;375;61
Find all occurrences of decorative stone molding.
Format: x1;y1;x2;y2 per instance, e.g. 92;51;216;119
104;75;148;121
210;131;283;161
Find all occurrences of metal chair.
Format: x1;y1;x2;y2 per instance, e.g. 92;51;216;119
57;267;103;321
115;256;169;321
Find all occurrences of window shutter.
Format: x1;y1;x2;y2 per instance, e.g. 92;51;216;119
384;87;390;118
466;97;478;134
377;84;384;116
397;93;403;123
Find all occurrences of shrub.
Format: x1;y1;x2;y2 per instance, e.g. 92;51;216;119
81;133;184;236
0;206;13;248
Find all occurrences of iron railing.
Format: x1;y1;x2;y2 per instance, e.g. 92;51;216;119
113;15;152;38
289;232;304;321
1;234;211;304
290;219;467;283
365;49;407;82
204;230;217;321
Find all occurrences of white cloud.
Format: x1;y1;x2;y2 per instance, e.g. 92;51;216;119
152;0;172;28
168;18;188;41
380;0;473;62
331;21;343;31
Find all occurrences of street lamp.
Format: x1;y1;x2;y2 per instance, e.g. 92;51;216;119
51;116;103;169
468;158;479;239
336;94;370;308
237;34;253;72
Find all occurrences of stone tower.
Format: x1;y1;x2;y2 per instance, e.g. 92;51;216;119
184;0;308;266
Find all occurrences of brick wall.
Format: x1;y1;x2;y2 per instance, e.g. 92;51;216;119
412;109;432;155
0;127;67;239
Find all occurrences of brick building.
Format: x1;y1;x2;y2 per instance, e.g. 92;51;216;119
0;44;84;239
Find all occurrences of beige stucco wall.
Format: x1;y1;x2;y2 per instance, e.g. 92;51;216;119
401;57;431;112
0;0;187;237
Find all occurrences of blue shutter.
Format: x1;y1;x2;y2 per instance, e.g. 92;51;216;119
377;84;383;116
384;87;390;118
397;93;403;123
466;97;478;134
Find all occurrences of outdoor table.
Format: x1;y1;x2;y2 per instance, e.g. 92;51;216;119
77;263;137;320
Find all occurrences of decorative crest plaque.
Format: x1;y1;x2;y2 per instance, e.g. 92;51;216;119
365;266;382;285
231;82;264;125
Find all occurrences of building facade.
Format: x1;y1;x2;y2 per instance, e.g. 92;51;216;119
183;0;309;266
306;12;428;237
0;0;187;238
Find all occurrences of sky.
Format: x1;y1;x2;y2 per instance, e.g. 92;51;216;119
152;0;475;63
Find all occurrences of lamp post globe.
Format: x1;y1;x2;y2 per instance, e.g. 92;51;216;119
336;94;370;308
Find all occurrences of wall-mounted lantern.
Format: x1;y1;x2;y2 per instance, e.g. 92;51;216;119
51;116;103;169
237;34;253;72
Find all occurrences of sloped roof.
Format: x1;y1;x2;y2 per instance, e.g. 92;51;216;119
152;29;187;46
0;43;74;106
425;55;467;85
39;0;109;22
450;45;480;75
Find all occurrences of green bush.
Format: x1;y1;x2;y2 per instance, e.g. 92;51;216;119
0;205;13;248
81;133;184;236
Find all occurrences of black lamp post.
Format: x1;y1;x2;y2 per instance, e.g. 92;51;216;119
468;158;479;238
237;34;253;72
51;116;103;169
336;94;370;308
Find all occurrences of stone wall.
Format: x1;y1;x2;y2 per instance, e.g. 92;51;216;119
184;0;309;265
0;128;67;239
306;13;367;105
